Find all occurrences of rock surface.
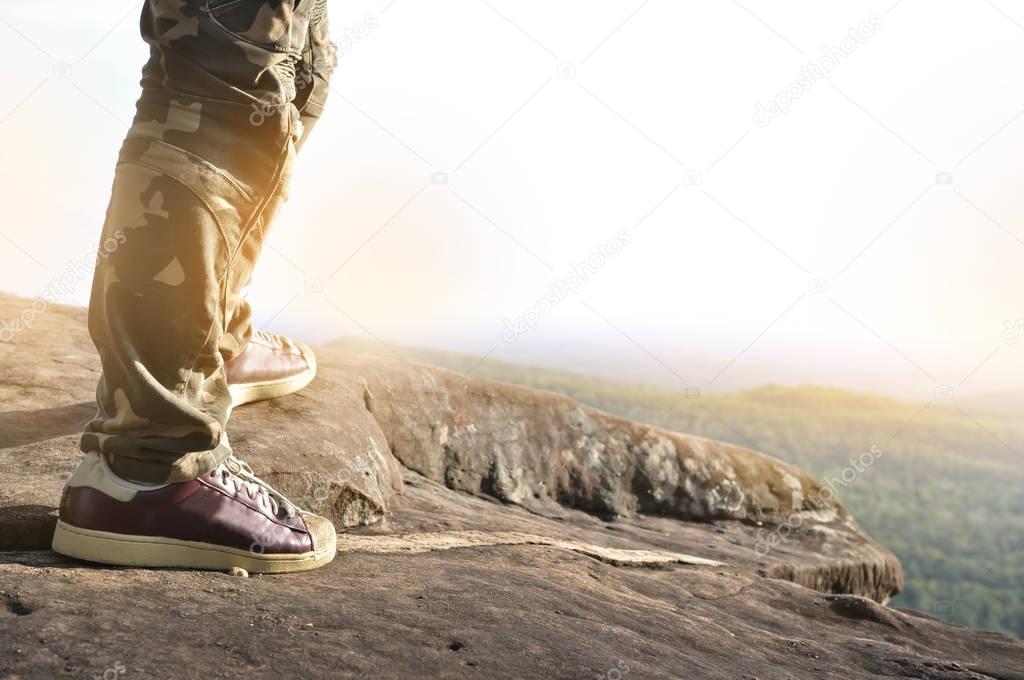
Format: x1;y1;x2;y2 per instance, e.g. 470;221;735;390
1;294;1022;679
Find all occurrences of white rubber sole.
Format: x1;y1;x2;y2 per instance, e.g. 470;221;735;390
51;520;336;574
228;341;317;408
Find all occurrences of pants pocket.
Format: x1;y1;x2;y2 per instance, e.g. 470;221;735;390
203;0;307;53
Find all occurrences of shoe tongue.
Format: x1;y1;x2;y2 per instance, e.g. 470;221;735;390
224;457;296;517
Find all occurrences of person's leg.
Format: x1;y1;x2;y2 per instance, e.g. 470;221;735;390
53;0;336;572
294;0;336;151
220;3;336;407
82;0;322;483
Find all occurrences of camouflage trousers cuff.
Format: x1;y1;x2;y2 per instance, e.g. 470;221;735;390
81;433;232;485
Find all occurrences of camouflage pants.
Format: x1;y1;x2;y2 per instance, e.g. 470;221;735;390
80;0;335;483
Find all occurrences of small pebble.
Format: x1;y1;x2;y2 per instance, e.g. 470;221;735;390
229;567;249;578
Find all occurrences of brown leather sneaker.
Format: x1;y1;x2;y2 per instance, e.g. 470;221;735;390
225;330;317;408
51;452;336;573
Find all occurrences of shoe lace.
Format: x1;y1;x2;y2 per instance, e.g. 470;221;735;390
220;456;297;518
251;329;283;348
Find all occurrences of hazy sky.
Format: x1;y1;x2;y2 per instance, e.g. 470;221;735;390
2;0;1023;400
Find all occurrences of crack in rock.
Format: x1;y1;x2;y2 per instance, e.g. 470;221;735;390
336;530;724;568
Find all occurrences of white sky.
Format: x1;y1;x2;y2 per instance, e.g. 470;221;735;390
1;0;1023;400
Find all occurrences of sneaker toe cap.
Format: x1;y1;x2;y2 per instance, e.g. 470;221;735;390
302;512;337;554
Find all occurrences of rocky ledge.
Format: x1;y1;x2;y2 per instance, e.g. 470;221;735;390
1;294;1021;679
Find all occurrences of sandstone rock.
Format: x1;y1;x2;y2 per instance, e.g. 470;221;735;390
2;477;1023;680
350;355;848;526
2;295;1021;678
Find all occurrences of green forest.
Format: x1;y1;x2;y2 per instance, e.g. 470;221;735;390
334;339;1024;638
